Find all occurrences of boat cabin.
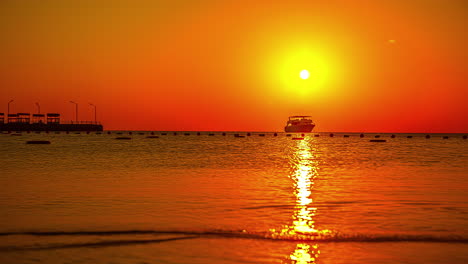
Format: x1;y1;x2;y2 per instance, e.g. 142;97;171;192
287;116;313;125
288;116;313;121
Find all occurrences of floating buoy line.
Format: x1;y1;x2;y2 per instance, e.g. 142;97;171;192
1;131;466;144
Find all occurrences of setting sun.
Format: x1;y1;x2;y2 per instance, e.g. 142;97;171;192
300;69;310;80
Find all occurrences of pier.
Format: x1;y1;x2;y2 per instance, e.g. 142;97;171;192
0;112;103;132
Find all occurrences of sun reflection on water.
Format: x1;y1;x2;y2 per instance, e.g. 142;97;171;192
273;139;327;263
290;244;320;264
281;139;321;236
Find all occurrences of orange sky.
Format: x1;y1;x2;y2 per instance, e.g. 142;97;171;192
0;0;466;132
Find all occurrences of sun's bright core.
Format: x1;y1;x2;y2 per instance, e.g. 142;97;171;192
300;69;310;79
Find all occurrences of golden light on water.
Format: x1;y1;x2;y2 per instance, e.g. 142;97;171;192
290;244;320;264
276;139;326;263
291;143;317;234
288;140;319;263
267;138;330;263
283;139;319;236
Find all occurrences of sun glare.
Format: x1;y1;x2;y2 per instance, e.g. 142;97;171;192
272;45;340;100
300;69;310;79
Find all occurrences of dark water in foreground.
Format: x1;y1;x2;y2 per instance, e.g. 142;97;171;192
0;132;467;263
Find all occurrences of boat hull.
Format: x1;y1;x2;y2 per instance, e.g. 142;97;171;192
284;124;315;133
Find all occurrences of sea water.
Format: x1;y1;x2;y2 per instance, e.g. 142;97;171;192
0;132;467;263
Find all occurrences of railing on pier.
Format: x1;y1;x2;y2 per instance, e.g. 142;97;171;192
61;121;102;125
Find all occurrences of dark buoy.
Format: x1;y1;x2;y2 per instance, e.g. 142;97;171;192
107;131;111;134
443;136;449;139
344;135;350;138
146;136;159;139
247;133;251;136
374;135;380;138
301;133;305;137
173;132;177;136
128;132;132;135
222;132;226;136
259;134;265;137
407;136;413;138
425;135;431;139
286;134;292;137
391;134;396;138
26;140;51;144
197;132;201;136
184;133;190;136
151;132;155;135
209;133;215;136
329;133;334;137
115;137;131;140
360;134;364;138
463;135;467;139
274;133;278;137
370;139;386;142
314;134;320;137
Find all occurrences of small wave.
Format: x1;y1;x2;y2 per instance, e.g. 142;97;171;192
0;236;198;252
241;201;364;210
242;204;294;210
1;229;467;244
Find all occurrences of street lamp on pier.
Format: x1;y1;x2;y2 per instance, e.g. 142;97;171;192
7;99;14;123
69;101;78;123
89;103;97;124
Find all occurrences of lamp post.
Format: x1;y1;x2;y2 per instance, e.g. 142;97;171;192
35;102;40;114
7;99;13;123
89;103;97;124
69;101;78;123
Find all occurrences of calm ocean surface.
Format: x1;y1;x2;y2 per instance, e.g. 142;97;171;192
0;132;467;264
